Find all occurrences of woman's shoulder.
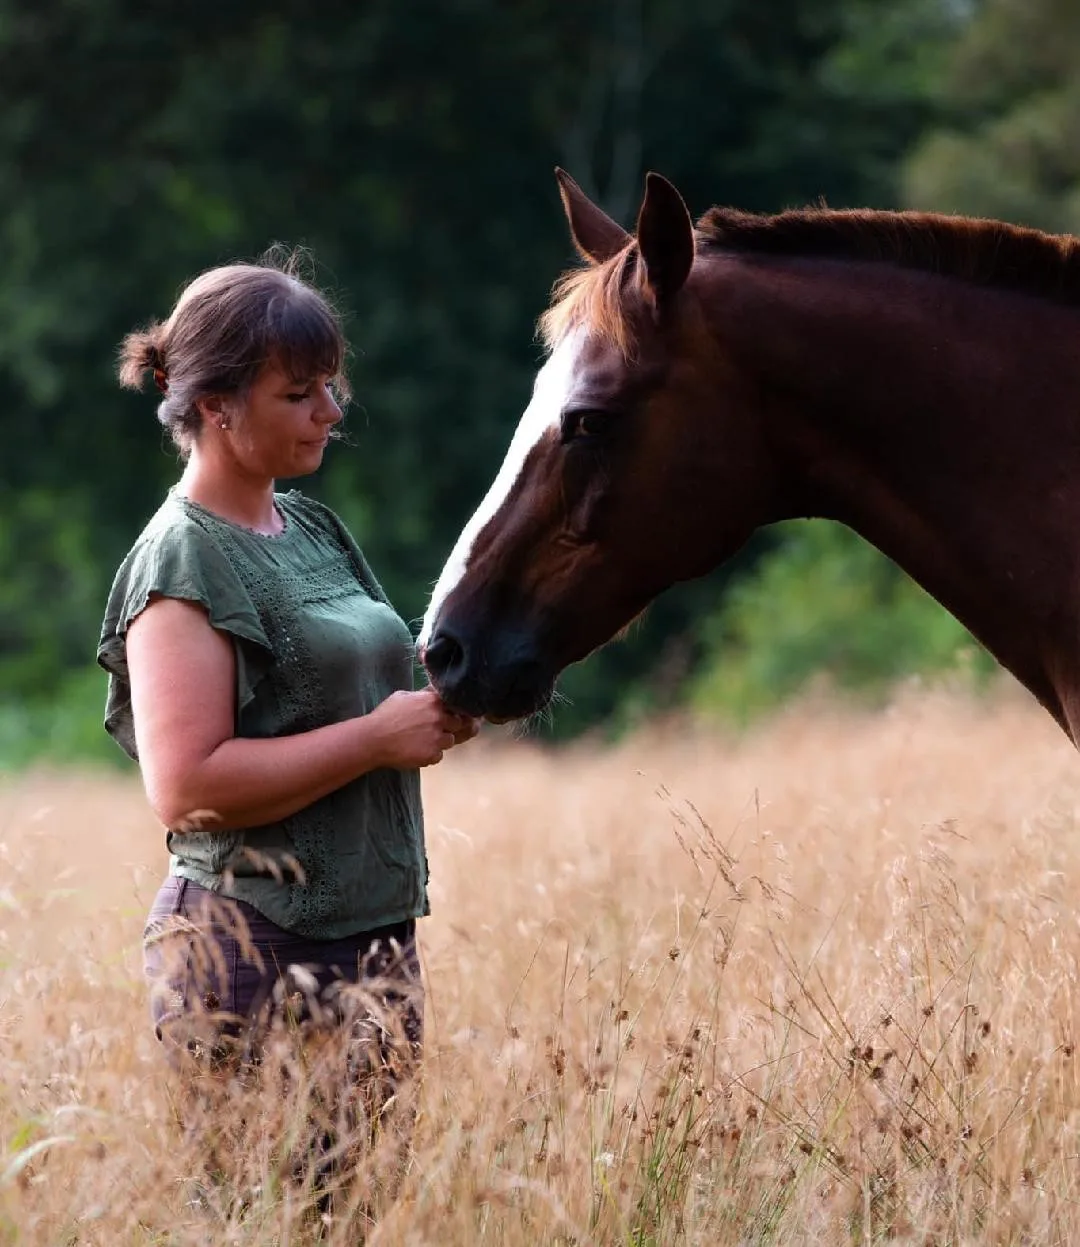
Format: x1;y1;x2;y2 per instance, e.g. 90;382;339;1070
279;491;389;604
114;491;227;576
277;489;350;533
277;490;363;555
105;491;265;624
101;491;271;654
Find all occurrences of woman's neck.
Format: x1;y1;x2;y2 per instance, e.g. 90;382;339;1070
177;457;284;536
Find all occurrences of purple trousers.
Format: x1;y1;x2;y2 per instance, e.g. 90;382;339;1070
143;878;424;1205
143;876;423;1064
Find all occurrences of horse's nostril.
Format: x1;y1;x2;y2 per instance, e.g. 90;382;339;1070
424;628;466;679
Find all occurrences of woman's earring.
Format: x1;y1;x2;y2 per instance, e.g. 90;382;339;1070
219;418;230;430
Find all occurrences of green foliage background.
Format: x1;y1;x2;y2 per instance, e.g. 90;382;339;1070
0;0;1063;764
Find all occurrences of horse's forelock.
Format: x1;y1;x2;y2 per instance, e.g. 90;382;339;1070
538;245;638;357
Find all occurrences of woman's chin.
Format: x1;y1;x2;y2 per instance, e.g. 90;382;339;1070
283;447;327;476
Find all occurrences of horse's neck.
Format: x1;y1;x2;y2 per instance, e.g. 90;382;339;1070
710;255;1080;736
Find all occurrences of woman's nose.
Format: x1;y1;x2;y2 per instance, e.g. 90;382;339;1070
319;387;344;424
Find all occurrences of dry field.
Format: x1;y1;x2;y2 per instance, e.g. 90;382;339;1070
4;684;1080;1244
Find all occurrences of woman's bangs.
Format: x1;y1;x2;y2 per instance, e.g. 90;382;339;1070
264;291;349;397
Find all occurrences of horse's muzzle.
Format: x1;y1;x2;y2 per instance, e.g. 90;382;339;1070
422;620;553;721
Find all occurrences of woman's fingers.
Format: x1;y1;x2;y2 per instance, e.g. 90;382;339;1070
454;718;480;744
438;713;479;748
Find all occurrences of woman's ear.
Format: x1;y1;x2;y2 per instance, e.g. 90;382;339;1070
195;394;233;430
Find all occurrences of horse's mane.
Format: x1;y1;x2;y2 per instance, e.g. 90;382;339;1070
539;205;1080;354
699;205;1080;304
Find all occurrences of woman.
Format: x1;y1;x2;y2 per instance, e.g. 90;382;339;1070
97;254;478;1215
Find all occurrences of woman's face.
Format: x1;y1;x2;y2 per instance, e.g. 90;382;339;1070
215;361;344;480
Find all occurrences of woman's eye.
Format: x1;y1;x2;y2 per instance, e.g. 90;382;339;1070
287;391;310;403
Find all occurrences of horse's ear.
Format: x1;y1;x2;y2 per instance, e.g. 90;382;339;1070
636;172;694;309
555;167;631;265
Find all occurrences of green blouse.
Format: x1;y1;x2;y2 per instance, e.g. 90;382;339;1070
97;489;428;939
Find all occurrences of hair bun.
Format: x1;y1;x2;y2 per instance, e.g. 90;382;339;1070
117;326;166;391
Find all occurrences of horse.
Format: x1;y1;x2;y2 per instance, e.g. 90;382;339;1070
418;167;1080;742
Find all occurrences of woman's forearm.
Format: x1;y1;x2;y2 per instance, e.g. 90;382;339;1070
152;714;387;832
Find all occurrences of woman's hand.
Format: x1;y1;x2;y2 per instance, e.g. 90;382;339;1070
366;687;481;769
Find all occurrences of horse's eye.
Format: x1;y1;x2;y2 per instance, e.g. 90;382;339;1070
561;409;609;444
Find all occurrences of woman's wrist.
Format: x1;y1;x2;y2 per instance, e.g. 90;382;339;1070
346;706;387;774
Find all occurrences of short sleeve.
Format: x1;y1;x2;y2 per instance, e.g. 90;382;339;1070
97;520;274;760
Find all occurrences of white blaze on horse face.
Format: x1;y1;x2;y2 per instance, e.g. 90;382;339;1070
418;328;585;648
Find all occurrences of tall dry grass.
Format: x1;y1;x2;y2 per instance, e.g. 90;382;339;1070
3;683;1080;1244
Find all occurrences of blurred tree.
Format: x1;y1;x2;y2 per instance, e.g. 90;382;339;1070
690;522;995;725
903;0;1080;231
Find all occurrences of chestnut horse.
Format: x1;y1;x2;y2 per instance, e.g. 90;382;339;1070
419;168;1080;740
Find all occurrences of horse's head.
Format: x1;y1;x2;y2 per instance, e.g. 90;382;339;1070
419;170;777;720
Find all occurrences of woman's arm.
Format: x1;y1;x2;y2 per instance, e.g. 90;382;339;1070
126;596;475;831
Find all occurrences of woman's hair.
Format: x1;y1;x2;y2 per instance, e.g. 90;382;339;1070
118;249;350;454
